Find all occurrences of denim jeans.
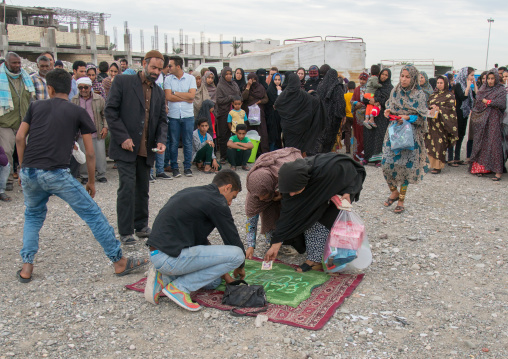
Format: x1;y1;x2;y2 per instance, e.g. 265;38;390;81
19;167;122;264
169;116;194;170
149;245;245;294
0;162;10;193
150;153;165;176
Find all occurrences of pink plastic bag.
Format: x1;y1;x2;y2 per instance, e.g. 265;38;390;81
327;210;365;251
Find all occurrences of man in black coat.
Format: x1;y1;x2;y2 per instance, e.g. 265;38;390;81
105;50;168;245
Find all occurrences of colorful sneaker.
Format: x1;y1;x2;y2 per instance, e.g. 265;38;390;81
144;265;163;305
162;282;201;311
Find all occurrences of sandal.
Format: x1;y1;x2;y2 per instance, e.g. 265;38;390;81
384;196;399;207
0;193;11;202
115;257;149;277
492;176;502;182
431;169;441;174
447;162;459;167
203;169;215;174
296;261;322;273
16;269;32;283
456;160;466;165
394;205;405;214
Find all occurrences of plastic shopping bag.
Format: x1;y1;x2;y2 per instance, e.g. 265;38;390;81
389;120;414;153
247;104;261;126
322;210;366;273
72;141;86;164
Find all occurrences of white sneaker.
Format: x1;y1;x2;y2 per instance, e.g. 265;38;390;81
144;264;163;305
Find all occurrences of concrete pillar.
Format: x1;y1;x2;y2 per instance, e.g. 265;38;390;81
17;10;22;25
90;31;97;64
0;22;8;58
99;15;105;35
49;14;54;27
124;33;132;65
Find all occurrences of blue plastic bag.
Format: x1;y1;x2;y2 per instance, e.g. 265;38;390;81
389;120;414;153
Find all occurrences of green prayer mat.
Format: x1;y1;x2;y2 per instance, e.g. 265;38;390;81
217;260;330;308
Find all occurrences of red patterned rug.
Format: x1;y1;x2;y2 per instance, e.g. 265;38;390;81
126;258;363;330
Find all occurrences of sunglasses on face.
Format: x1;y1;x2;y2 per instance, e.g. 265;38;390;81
78;86;90;90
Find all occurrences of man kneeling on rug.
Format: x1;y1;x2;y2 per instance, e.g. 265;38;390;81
145;169;246;311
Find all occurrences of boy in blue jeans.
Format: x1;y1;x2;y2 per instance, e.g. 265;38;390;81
15;69;147;283
227;124;253;171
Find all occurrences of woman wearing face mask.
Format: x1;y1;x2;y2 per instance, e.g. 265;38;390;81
244;148;303;259
425;75;458;174
304;65;321;92
449;67;476;166
382;65;429;214
469;68;507;181
266;73;283;150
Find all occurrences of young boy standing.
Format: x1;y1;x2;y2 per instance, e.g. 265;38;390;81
227;124;253;171
15;69;147;283
343;81;356;154
192;118;220;173
227;96;248;134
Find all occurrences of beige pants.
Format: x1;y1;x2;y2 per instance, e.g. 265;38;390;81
0;127;16;182
428;155;445;170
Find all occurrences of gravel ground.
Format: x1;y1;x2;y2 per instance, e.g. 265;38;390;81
1;150;507;359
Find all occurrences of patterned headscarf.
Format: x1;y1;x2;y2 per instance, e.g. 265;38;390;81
359;72;369;81
456;67;475;115
419;71;434;100
386;65;428;118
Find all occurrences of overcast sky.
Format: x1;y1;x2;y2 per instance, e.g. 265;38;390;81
15;0;508;71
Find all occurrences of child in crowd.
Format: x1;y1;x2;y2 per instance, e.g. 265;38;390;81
197;99;216;140
363;64;382;129
0;145;10;202
192;118;220;174
227;96;248;134
227;124;253;171
342;81;356;154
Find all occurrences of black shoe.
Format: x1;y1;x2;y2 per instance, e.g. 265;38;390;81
172;169;182;178
135;227;151;238
149;174;156;183
120;235;136;246
5;182;13;191
97;177;108;183
156;172;172;180
184;169;193;177
81;178;88;185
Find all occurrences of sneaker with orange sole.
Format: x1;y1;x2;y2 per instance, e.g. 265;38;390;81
162;282;201;311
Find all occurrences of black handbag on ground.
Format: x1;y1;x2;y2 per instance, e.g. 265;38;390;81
222;280;267;308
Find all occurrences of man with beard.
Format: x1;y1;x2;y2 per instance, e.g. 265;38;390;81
31;55;51;100
105;50;168;246
0;52;35;192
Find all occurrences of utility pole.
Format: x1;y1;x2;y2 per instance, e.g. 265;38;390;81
485;18;494;70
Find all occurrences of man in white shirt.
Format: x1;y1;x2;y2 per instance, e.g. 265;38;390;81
164;56;196;178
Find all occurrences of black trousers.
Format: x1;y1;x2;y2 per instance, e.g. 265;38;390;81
227;148;251;166
116;156;150;236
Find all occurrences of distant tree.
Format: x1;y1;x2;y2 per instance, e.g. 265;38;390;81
109;43;117;50
240;50;251;54
173;48;182;54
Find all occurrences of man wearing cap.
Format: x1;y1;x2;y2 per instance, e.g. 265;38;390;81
105;50;168;246
71;76;108;184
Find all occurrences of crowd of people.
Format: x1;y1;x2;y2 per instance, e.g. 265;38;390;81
1;48;507;312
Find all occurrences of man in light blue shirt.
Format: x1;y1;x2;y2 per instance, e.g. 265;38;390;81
164;56;196;178
68;60;87;100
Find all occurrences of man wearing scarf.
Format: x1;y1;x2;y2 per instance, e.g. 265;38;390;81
0;52;35;192
71;76;109;184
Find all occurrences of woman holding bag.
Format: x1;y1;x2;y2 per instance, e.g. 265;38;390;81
382;65;429;214
242;73;269;154
263;153;366;272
